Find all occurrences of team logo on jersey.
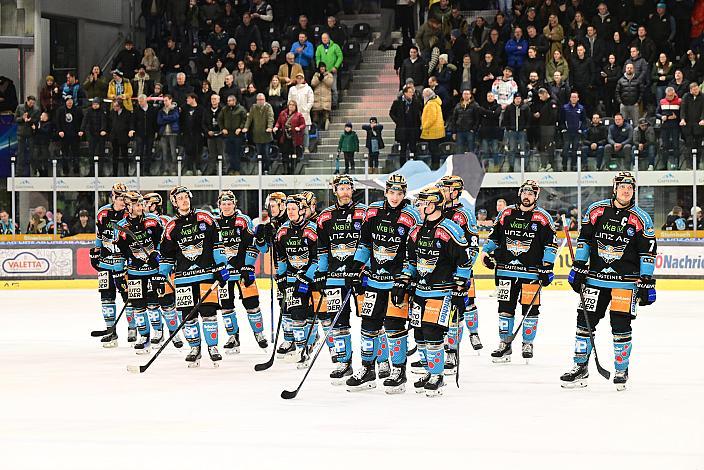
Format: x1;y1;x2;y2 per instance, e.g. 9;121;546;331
398;226;405;235
417;256;439;275
531;223;538;232
288;254;309;269
224;245;238;257
506;237;531;256
181;240;204;261
199;223;206;231
597;241;627;264
626;227;635;237
373;245;399;263
435;240;441;248
331;241;357;260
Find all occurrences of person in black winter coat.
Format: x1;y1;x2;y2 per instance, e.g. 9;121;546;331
501;93;530;171
218;74;242;105
582;113;608;170
449;89;479;153
531;87;558;171
476;52;502;105
679;82;704;167
160;38;185;90
54;96;83;175
476;91;502;169
201;93;223;175
31;112;54;176
180;93;205;175
600;54;621;116
79;98;107;168
568;45;596;113
389;85;422;166
132;94;159;174
361;117;385;172
112;40;141;80
108;99;133;176
399;46;427;90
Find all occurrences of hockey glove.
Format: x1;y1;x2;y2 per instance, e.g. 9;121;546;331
538;264;555;286
114;272;128;293
637;276;656;306
215;265;230;287
294;274;311;296
239;265;256;287
151;273;166;297
275;274;287;295
453;275;469;293
568;261;588;294
90;247;100;269
314;274;327;293
391;277;409;308
482;253;496;270
255;222;274;246
147;250;161;269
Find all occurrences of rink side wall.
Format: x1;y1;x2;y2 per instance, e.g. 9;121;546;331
0;233;702;290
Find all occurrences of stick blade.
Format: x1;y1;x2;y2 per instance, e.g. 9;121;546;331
126;365;143;374
408;345;418;356
597;364;611;380
254;359;274;372
91;329;108;337
280;389;298;400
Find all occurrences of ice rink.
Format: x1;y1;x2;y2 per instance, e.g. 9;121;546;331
1;287;702;469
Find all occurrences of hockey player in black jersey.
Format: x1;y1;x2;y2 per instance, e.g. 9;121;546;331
394;186;472;397
158;186;229;367
91;182;130;348
481;180;558;363
561;172;657;390
217;190;268;354
316;175;367;384
274;194;319;365
346;174;421;393
438;175;481;375
114;191;163;354
143;192;183;349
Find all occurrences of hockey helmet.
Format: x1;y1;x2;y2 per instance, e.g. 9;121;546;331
143;192;163;208
123;190;145;206
169;186;193;205
111;182;127;198
301;191;317;207
331;174;355;191
415;186;445;209
440;175;464;192
518;179;540;199
386;174;408;193
613;171;636;193
218;190;237;206
266;191;287;208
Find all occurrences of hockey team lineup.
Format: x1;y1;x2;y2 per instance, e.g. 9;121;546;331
88;171;658;397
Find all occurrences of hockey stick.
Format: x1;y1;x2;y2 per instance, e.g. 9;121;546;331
561;215;611;380
269;253;275;343
254;288;286;372
90;300;129;337
454;302;462;388
281;289;353;400
127;280;219;374
297;292;326;364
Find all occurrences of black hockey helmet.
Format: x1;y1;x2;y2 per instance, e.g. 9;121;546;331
518;179;540;199
218;190;237;206
331;174;355;191
385;174;408;193
169;186;193;205
613;171;636;193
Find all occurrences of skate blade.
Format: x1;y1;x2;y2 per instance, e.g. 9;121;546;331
384;384;406;395
258;342;269;349
444;368;457;376
135;348;151;355
296;361;310;370
414;387;427;394
560;380;588;389
282;351;302;363
187;360;201;368
225;347;241;355
491;356;511;364
410;367;427;375
330;374;352;386
212;361;220;368
346;382;377;392
615;383;627;391
425;388;444;397
102;341;118;349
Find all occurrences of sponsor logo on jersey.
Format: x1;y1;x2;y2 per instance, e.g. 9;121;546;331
597;241;627;263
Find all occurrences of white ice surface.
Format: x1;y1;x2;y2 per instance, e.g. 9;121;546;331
0;289;702;470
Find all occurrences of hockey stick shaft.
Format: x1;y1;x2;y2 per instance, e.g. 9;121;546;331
561;216;611;380
128;281;219;373
298;292;326;362
281;289;353;399
270;252;275;343
91;298;129;336
254;286;287;371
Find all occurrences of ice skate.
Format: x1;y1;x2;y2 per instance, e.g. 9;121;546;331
413;372;431;394
330;362;353;385
172;333;184;349
127;327;137;343
134;335;151;355
410;359;426;374
224;333;241;354
560;363;589;388
254;331;268;349
346;363;376;392
383;364;407;394
522;342;534;362
377;360;391;379
614;368;628;391
151;329;164;346
276;340;296;360
491;341;512;363
186;346;202;368
444;351;457;375
101;332;118;348
296;345;314;370
208;346;222;367
469;333;483;351
424;374;445;397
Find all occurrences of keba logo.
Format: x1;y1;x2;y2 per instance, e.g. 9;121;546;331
2;252;50;274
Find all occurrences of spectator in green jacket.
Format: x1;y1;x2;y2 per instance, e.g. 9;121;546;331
242;93;274;172
338;121;359;173
315;33;343;108
218;94;248;174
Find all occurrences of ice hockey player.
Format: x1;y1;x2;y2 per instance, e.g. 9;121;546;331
255;192;295;358
158;186;229;367
316;175;367;384
300;191;328;350
91;182;131;348
438;175;481;375
273;194;318;365
480;180;558;363
143;192;183;349
113;191;163;354
347;174;420;393
216;190;268;354
393;186;472;396
561;172;657;390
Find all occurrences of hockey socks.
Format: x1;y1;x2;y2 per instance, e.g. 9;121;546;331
417;341;428;371
125;305;136;329
282;315;294;343
447;323;462;351
377;329;389;364
101;302;116;328
387;329;408;365
573;327;593;364
147;307;162;332
247;308;265;334
425;342;445;375
522;316;539;343
162;308;179;333
613;332;632;371
221;309;239;336
134;308;150;339
183;320;202;347
498;313;515;342
202;317;219;347
332;328;352;363
292;320;307;350
465;304;479;334
360;329;381;363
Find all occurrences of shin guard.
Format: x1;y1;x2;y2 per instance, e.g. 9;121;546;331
425;342;445;375
147;307;163;331
498;313;515;342
247;307;264;334
360;329;380;364
387;329;408;366
332;328;352;363
282;314;294;342
183;319;201;347
202;317;218;347
162;307;179;333
101;302;116;328
134;308;150;338
126;306;136;329
522;316;539;343
574;327;593;364
613;332;632;371
221;309;239;336
292;320;307;350
377;329;389;363
465;304;479;333
417;341;428;371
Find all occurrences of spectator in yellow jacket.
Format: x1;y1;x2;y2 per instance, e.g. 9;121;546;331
421;88;445;170
107;69;134;111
